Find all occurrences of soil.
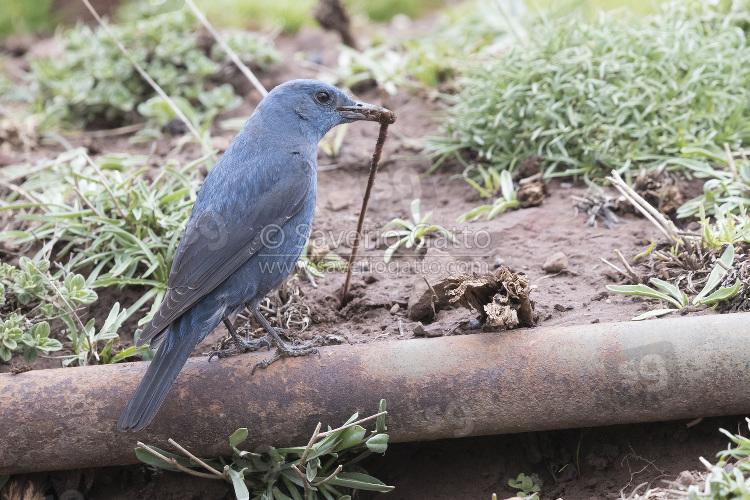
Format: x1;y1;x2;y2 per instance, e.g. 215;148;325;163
0;16;741;500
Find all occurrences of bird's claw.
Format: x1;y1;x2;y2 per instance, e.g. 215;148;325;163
251;335;323;374
208;335;272;362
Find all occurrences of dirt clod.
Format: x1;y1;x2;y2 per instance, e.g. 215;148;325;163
312;0;358;49
543;252;569;273
445;266;535;329
308;243;331;264
406;248;459;321
517;180;548;208
513;155;544;181
413;322;443;337
632;168;684;218
10;362;31;374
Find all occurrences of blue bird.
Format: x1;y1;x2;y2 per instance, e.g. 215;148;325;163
118;79;388;431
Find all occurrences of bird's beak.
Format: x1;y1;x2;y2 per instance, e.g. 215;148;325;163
337;101;396;124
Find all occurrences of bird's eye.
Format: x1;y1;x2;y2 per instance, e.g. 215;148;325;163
315;91;331;103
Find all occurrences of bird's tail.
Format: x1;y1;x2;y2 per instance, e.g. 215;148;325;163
118;317;197;432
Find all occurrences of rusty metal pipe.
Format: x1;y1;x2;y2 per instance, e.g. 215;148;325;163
2;313;749;474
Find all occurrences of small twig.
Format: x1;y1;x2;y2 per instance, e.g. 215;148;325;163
370;331;390;342
615;249;641;283
740;147;749;163
87;123;146;138
302;266;318;288
686;417;704;428
535;270;564;281
183;0;268;97
600;257;630;279
607;171;673;241
725;143;742;184
0;177;42;204
300;421;322;465
422;275;438;318
716;258;731;271
312;465;343;487
168;438;224;478
79;0;212;155
136;442;224;480
317;411;388;438
342;118;394;303
519;172;542;185
291;465;313;495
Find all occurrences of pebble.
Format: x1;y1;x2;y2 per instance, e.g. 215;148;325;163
543;252;569;273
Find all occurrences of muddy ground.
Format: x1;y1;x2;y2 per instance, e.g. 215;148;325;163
0;20;741;500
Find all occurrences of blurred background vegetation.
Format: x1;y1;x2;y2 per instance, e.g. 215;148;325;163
0;0;669;38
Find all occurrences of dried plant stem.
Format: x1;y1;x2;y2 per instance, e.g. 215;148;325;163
136;442;223;480
342;122;391;302
615;249;640;283
317;411;387;438
600;257;630;279
88;123;146;138
313;465;343;486
168;438;224;478
300;421;322;465
0;177;41;204
725;142;741;184
606;170;675;241
79;0;212;153
183;0;268;97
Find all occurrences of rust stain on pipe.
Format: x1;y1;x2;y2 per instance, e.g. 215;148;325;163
2;313;750;474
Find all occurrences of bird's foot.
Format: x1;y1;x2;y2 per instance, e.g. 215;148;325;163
252;335;324;374
208;336;271;361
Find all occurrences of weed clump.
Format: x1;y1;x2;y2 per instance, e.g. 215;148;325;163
428;1;750;182
30;5;279;127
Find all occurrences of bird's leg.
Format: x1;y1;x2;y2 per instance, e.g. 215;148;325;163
251;306;323;374
208;318;271;361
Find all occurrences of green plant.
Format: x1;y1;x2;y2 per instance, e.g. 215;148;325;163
1;150;208;327
508;473;540;499
0;256;145;365
676;147;750;220
297;243;347;280
426;1;750;186
136;400;393;499
0;257;86;362
210;31;281;69
135;84;240;141
0;0;55;37
607;244;741;320
0;314;24;363
700;205;750;249
30;4;278;127
318;124;349;159
325;44;416;96
686;417;750;499
60;302;149;366
381;199;455;262
458;168;519;221
18;321;63;363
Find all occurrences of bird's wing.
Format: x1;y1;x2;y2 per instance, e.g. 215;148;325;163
137;159;313;346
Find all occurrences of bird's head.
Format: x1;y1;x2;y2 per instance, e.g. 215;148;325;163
257;79;392;143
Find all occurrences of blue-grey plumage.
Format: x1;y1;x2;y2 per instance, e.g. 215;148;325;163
118;79;388;431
